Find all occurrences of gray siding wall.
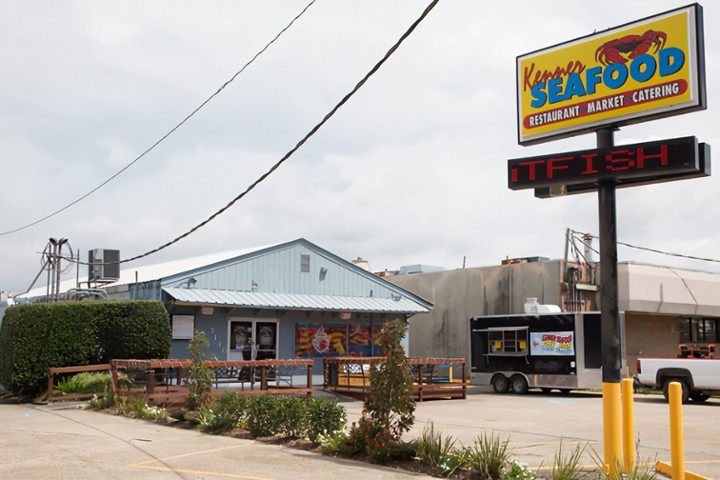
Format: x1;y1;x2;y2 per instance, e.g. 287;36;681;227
170;306;401;376
161;244;399;299
388;260;563;360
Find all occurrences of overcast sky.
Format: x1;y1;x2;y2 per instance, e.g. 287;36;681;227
1;0;719;295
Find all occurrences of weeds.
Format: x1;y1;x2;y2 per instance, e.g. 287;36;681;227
550;440;586;480
87;386;115;410
588;445;658;480
460;432;511;479
414;422;460;475
115;396;167;422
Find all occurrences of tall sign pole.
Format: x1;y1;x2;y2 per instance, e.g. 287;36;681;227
511;4;707;474
597;128;622;470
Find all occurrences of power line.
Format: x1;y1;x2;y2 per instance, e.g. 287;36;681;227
82;0;440;267
571;230;720;264
0;0;317;237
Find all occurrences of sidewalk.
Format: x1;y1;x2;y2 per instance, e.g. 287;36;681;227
3;386;718;479
1;399;432;479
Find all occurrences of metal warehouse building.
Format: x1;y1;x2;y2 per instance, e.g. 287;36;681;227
92;238;432;376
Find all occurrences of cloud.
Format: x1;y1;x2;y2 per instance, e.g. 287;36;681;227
1;0;719;294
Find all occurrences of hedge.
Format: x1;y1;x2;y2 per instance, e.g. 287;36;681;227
0;300;171;396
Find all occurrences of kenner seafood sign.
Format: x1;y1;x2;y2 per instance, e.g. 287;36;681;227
517;4;706;145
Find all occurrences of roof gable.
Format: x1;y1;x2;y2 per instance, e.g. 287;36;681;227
161;239;431;307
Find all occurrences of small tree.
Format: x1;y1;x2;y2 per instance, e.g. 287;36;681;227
362;319;416;439
185;330;215;411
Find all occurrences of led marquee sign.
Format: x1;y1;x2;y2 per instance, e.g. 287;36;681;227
508;136;710;194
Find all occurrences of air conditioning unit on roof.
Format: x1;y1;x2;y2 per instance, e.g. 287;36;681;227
88;249;120;282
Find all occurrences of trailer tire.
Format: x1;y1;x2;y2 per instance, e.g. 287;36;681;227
492;374;509;393
510;375;529;394
662;379;690;404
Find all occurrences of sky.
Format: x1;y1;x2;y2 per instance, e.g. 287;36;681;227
1;0;719;295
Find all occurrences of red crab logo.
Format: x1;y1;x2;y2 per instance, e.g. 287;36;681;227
595;30;667;66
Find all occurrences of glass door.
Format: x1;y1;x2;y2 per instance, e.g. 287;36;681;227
255;322;277;360
229;319;278;361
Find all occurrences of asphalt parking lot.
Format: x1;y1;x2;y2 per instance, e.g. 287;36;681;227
2;386;719;479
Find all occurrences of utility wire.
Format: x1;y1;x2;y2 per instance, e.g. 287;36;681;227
75;0;439;267
571;230;720;264
0;0;316;237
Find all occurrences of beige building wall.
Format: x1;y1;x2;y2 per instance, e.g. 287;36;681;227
388;260;567;360
624;313;681;375
390;259;718;378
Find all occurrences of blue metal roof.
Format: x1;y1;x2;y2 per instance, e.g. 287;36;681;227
163;287;430;314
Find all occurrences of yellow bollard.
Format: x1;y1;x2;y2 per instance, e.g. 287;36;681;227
621;378;635;473
669;382;685;480
603;382;623;476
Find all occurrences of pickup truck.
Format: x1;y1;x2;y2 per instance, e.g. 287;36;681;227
635;356;720;403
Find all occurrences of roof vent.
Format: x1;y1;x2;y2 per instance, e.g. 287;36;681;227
524;297;561;314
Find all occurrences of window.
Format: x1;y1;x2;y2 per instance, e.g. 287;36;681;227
172;315;194;340
486;327;529;355
680;317;720;343
300;254;310;273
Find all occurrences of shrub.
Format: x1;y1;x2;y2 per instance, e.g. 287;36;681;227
184;330;215;411
56;372;111;395
362;319;415;440
367;427;396;464
305;397;346;443
0;301;170;396
275;395;307;438
200;392;248;433
91;301;171;361
319;430;353;456
246;394;280;437
346;416;383;455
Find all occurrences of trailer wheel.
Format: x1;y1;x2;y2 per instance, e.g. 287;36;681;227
491;374;509;393
510;375;529;394
662;379;690;404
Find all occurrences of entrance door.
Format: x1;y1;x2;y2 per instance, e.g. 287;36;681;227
229;319;278;361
